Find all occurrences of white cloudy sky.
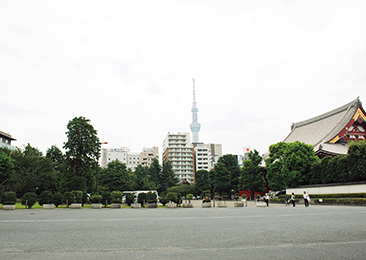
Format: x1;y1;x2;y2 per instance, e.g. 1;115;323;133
1;1;366;158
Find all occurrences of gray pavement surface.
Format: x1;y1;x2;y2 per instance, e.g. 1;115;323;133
1;204;366;260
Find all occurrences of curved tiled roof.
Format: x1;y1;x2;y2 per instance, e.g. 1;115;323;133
283;98;361;153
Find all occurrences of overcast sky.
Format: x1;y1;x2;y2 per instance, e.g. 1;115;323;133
1;1;366;158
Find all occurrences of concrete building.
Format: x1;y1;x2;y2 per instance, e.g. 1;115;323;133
101;146;159;171
0;131;16;150
194;144;211;171
162;132;194;184
140;147;159;167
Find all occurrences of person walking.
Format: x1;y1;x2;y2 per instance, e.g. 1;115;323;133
264;193;270;207
303;191;310;207
291;192;296;207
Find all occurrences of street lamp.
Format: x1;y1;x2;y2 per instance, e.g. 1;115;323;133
96;142;108;192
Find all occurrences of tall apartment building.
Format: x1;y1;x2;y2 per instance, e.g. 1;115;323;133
101;146;159;171
193;143;223;172
162;132;194;184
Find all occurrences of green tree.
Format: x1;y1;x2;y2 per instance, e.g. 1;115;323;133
347;141;366;181
194;169;210;197
10;144;58;198
52;192;63;207
39;190;53;205
0;149;15;192
125;193;136;206
211;154;240;197
159;161;178;193
21;192;38;209
265;142;288;191
99;160;134;192
240;150;265;200
134;165;156;190
148;158;161;187
62;116;99;193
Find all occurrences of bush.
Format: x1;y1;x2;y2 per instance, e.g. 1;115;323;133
63;191;74;206
186;193;194;202
91;195;102;203
146;191;157;203
52;192;63;207
39;190;53;205
159;198;168;206
72;190;83;203
125;193;136;206
2;191;17;205
166;192;178;203
110;191;123;203
101;191;111;206
21;192;38;209
137;192;147;206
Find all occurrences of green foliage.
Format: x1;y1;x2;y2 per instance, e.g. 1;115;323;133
186;193;194;201
62;116;99;193
137;192;147;206
91;194;102;203
39;190;53;205
9;144;58;198
0;150;15;192
146;191;157;203
347;141;366;181
52;192;63;207
166;192;178;203
71;190;83;203
110;190;123;203
148;158;161;187
1;191;17;205
166;184;193;198
159;161;178;193
240;150;265;200
63;191;74;206
99;160;134;192
21;192;38;208
101;191;111;206
125;193;136;206
194;169;210;196
201;189;211;201
159;197;168;206
134;165;156;190
211;154;240;197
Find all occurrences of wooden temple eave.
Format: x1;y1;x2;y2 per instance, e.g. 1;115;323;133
329;105;366;144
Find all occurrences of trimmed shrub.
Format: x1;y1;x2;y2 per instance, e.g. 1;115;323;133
91;195;102;203
125;193;136;206
63;191;74;206
39;190;53;205
166;192;178;203
146;191;157;203
137;192;147;206
21;192;38;209
52;192;63;207
159;198;168;206
72;190;83;203
110;191;123;203
101;191;111;207
186;193;194;202
2;191;17;205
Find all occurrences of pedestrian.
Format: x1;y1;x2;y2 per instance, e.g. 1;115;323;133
303;191;310;207
264;193;269;207
285;194;289;206
291;192;296;207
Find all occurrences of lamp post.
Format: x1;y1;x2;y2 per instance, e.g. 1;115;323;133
96;142;108;192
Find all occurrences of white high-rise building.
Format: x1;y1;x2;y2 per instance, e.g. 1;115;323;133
101;147;129;168
162;132;194;184
193;143;223;172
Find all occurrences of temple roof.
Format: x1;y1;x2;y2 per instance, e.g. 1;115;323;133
283;98;362;155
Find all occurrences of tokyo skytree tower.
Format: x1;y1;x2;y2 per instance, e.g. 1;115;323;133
190;78;201;143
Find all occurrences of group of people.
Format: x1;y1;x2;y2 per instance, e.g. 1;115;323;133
286;191;311;207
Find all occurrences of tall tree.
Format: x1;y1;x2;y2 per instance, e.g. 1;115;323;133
265;142;288;191
134;164;156;190
62;116;99;192
194;169;211;197
99;160;134;192
9;144;57;197
0;149;15;193
148;158;161;187
159;161;178;193
240;150;265;200
211;154;241;197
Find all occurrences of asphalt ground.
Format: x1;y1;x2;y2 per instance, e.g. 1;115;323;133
0;204;365;260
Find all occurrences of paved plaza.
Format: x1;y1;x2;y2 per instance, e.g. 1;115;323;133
0;204;366;260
